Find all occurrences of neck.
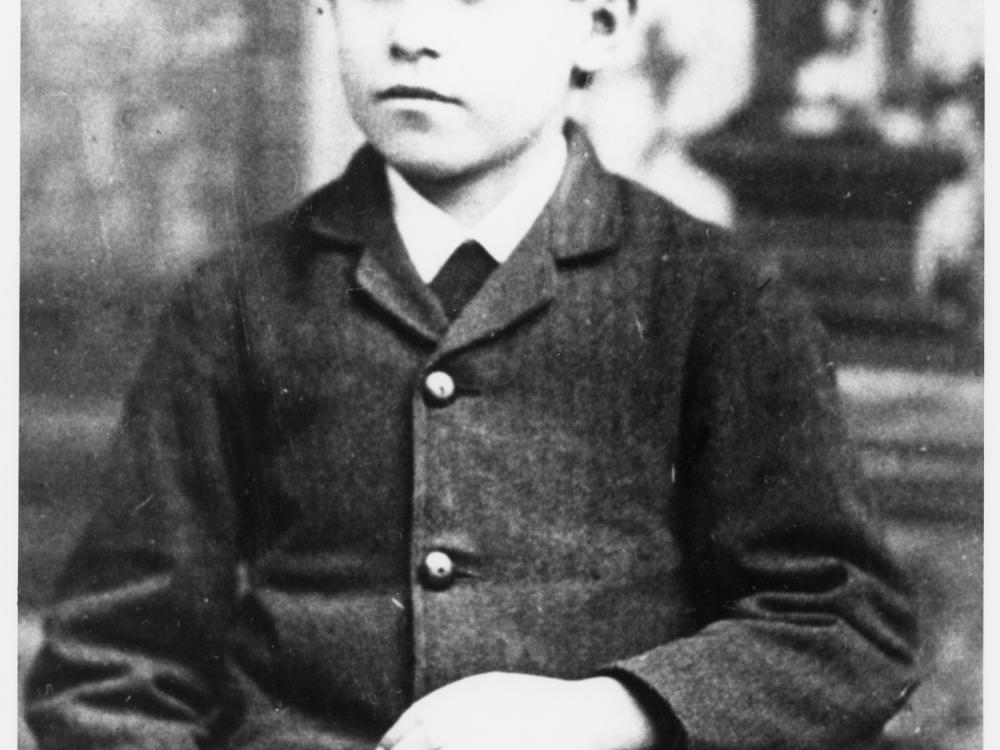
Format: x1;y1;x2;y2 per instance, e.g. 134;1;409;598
401;121;566;228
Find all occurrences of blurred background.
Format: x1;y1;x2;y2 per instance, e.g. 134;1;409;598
19;1;983;748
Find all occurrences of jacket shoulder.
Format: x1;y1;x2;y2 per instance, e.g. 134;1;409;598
610;176;824;363
168;166;365;307
612;176;770;309
615;176;728;258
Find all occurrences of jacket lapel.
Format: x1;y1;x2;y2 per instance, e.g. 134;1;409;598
299;123;624;353
437;222;558;356
353;234;449;344
303;147;448;344
436;126;625;357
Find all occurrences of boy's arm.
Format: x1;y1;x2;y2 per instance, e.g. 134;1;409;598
25;261;246;750
605;267;918;749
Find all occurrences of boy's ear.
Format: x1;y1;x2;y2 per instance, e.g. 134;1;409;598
573;0;635;76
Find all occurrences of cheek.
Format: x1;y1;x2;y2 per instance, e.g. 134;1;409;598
485;55;572;123
510;32;576;93
335;57;364;112
476;37;570;99
333;11;381;80
335;38;374;99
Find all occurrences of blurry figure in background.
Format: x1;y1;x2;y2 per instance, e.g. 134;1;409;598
912;65;984;335
784;0;883;137
578;0;754;227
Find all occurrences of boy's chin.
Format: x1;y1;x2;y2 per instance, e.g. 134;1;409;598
377;144;488;185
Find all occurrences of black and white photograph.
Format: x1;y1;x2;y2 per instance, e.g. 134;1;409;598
18;1;984;748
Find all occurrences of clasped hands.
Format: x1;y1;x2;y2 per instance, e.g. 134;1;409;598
376;672;658;750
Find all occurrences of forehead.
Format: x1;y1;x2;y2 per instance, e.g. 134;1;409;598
329;0;631;14
330;0;598;31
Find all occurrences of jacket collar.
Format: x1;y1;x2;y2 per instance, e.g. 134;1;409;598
296;122;624;351
303;122;623;264
384;131;567;282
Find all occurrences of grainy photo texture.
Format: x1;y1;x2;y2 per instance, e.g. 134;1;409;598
20;2;983;749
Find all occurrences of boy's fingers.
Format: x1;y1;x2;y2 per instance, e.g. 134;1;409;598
378;724;440;750
376;711;427;750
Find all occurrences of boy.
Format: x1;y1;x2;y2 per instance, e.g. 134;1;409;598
26;0;917;748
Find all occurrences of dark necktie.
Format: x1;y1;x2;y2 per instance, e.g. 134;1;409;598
429;240;499;320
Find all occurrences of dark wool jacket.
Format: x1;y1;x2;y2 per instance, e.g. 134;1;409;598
27;132;916;750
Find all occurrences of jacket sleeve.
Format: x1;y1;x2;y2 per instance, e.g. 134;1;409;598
609;261;918;750
25;260;252;750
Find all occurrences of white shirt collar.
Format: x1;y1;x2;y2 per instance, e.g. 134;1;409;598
386;136;568;283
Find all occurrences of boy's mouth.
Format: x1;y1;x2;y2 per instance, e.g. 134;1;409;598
377;86;460;105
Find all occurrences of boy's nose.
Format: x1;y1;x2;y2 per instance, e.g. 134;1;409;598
388;3;450;61
389;39;440;63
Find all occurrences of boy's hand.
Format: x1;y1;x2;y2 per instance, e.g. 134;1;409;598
375;672;659;750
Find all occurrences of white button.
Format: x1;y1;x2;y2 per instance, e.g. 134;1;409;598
424;371;456;404
421;550;455;589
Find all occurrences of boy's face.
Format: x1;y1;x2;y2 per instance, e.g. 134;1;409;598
331;0;618;182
